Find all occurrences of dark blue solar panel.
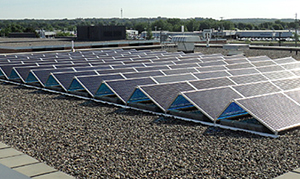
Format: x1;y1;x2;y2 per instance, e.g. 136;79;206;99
27;68;75;85
74;74;125;96
193;71;230;80
123;71;164;79
162;68;198;75
52;71;99;91
102;77;157;103
190;77;235;90
139;82;195;111
154;74;197;83
96;68;137;75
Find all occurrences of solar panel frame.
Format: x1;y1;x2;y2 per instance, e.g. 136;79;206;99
27;68;75;86
198;60;227;67
162;68;198;75
262;70;296;80
193;70;231;80
180;87;243;121
71;74;126;96
235;93;300;132
153;73;198;83
123;70;165;79
251;60;277;67
225;62;255;70
52;70;99;91
224;58;249;64
232;81;282;97
280;62;300;70
229;73;268;84
138;82;195;111
100;77;157;103
196;66;227;72
273;57;297;64
227;68;260;76
247;56;271;62
272;77;300;91
256;65;285;73
189;77;236;90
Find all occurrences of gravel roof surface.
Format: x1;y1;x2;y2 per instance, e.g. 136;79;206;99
0;46;299;178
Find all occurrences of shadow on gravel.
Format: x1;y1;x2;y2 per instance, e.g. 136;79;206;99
151;116;202;127
151;116;264;139
79;100;111;108
203;126;263;139
108;107;155;117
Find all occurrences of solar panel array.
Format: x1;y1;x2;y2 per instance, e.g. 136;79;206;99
1;49;300;136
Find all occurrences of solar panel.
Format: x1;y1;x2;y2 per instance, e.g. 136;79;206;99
272;77;300;91
227;68;259;76
256;65;285;73
226;62;254;70
281;62;300;70
284;89;300;104
262;70;296;80
232;81;281;97
291;69;300;76
235;93;300;132
199;60;227;67
134;66;170;72
273;57;297;64
200;57;224;62
145;61;174;67
173;58;201;64
196;66;227;72
189;77;236;90
153;73;197;83
97;77;157;103
169;63;200;69
137;82;195;111
96;68;136;75
10;66;53;82
181;87;243;120
0;63;38;78
224;58;249;64
54;63;91;69
26;68;75;86
123;71;164;79
193;71;231;80
74;65;112;71
229;74;268;84
51;71;99;91
251;60;277;67
69;74;125;96
162;68;198;75
247;56;271;62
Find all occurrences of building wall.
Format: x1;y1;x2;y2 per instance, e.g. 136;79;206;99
77;25;126;41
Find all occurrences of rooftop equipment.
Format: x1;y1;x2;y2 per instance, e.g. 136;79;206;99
172;35;200;53
223;44;249;56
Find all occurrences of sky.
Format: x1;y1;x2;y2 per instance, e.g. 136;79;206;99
0;0;299;20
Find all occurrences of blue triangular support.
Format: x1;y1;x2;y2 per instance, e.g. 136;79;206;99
9;69;21;80
95;83;115;97
45;75;60;87
68;79;85;92
168;95;194;110
218;102;248;120
127;88;150;103
25;72;39;83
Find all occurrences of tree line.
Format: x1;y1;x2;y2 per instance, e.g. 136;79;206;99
0;17;299;37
